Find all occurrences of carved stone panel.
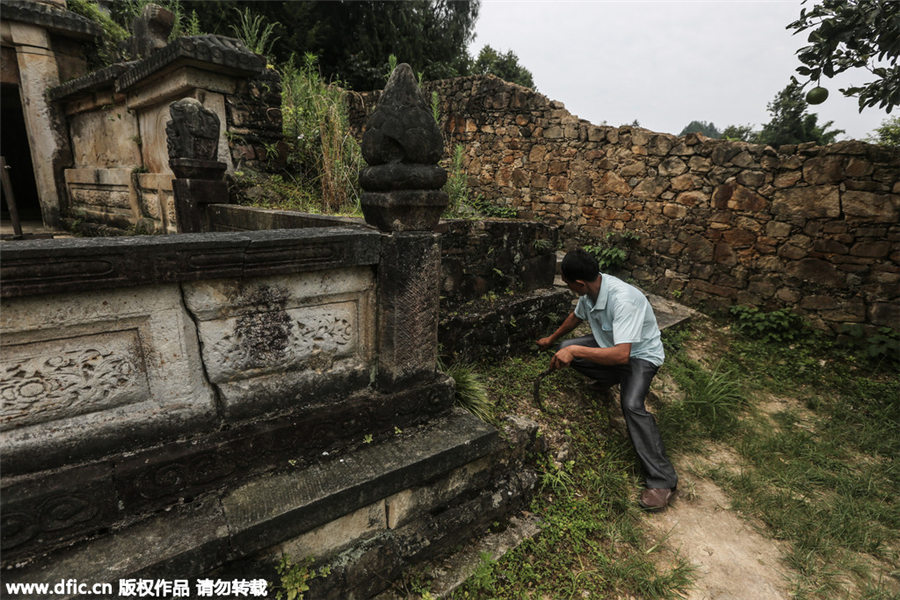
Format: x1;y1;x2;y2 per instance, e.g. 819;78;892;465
375;233;441;388
1;328;150;430
200;301;359;382
0;284;216;474
182;267;375;417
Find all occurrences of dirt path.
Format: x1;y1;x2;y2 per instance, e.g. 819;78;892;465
643;465;793;600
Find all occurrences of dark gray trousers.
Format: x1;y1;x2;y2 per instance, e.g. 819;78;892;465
560;335;678;489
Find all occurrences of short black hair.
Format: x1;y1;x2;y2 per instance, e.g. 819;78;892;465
561;249;600;282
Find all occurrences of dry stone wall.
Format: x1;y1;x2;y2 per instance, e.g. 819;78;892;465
350;75;900;331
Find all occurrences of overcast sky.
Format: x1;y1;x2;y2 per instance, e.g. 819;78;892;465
468;0;891;141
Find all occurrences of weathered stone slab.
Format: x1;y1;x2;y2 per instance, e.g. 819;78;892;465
1;328;150;430
0;228;381;298
182;268;375;414
1;462;118;561
206;204;366;231
0;284;215;473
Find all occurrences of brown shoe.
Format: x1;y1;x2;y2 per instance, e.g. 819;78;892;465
639;487;675;511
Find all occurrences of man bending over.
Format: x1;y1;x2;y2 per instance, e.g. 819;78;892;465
537;249;677;510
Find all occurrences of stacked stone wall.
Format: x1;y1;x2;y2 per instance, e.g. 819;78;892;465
350;76;900;330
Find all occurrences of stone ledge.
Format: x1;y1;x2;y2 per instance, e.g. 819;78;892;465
115;35;266;94
48;63;133;102
0;227;381;298
2;408;499;597
207;203;369;231
1;0;102;40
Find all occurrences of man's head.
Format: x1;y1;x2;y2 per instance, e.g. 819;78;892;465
561;249;600;295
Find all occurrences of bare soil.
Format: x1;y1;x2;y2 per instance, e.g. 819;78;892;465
643;468;793;600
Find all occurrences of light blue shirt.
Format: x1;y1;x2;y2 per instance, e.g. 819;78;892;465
574;274;665;367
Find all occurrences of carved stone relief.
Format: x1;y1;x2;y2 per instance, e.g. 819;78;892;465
1;329;150;430
181;268;375;412
0;285;216;472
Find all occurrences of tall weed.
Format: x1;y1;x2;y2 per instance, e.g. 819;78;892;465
280;53;362;213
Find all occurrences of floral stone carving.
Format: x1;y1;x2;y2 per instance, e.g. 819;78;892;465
359;64;448;232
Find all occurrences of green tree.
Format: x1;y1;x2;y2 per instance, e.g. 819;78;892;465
866;115;900;147
720;124;757;142
472;45;535;88
787;0;900;113
181;1;479;90
678;120;721;138
756;82;845;146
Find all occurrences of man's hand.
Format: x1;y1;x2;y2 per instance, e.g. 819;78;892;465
551;345;576;370
536;336;555;350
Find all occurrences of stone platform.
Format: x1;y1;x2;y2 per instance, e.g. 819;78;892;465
3;408;542;600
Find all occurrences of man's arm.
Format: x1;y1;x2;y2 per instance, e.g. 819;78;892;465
551;342;631;369
536;311;582;350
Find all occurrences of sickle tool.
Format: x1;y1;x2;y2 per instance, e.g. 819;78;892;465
532;366;553;412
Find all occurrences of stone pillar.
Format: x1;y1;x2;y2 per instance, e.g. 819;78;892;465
359;64;449;389
8;22;69;227
166;98;227;233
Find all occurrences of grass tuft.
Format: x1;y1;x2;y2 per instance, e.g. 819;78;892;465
446;362;494;424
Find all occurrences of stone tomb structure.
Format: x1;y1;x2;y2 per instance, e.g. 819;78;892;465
47;30;274;235
0;65;541;599
0;0;102;227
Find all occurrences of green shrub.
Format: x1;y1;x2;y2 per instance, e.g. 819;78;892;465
469;195;517;218
230;7;280;57
839;324;900;369
585;244;627;272
584;232;640;273
443;144;470;217
660;359;745;445
67;0;130;65
729;305;808;344
274;554;330;600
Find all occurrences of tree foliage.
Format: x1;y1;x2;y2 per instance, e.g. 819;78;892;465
180;0;480;90
756;82;845;146
867;115;900;147
678;120;721;138
472;45;535;88
787;0;900;113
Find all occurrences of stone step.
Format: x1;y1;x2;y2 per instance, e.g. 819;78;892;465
4;408;504;600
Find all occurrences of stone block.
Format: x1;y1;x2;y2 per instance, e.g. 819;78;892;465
785;258;844;287
727;185;767;212
663;203;688;218
375;233;442;388
774;171;802;188
766;221;793;238
802;156;845;184
658;157;687;177
1;462;118;560
869;302;900;328
279;501;387;559
842;191;899;223
632;176;668;199
772;185;840;218
182;268;375;414
0;285;216;473
850;241;892;258
222;408;498;556
69;108;142;168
